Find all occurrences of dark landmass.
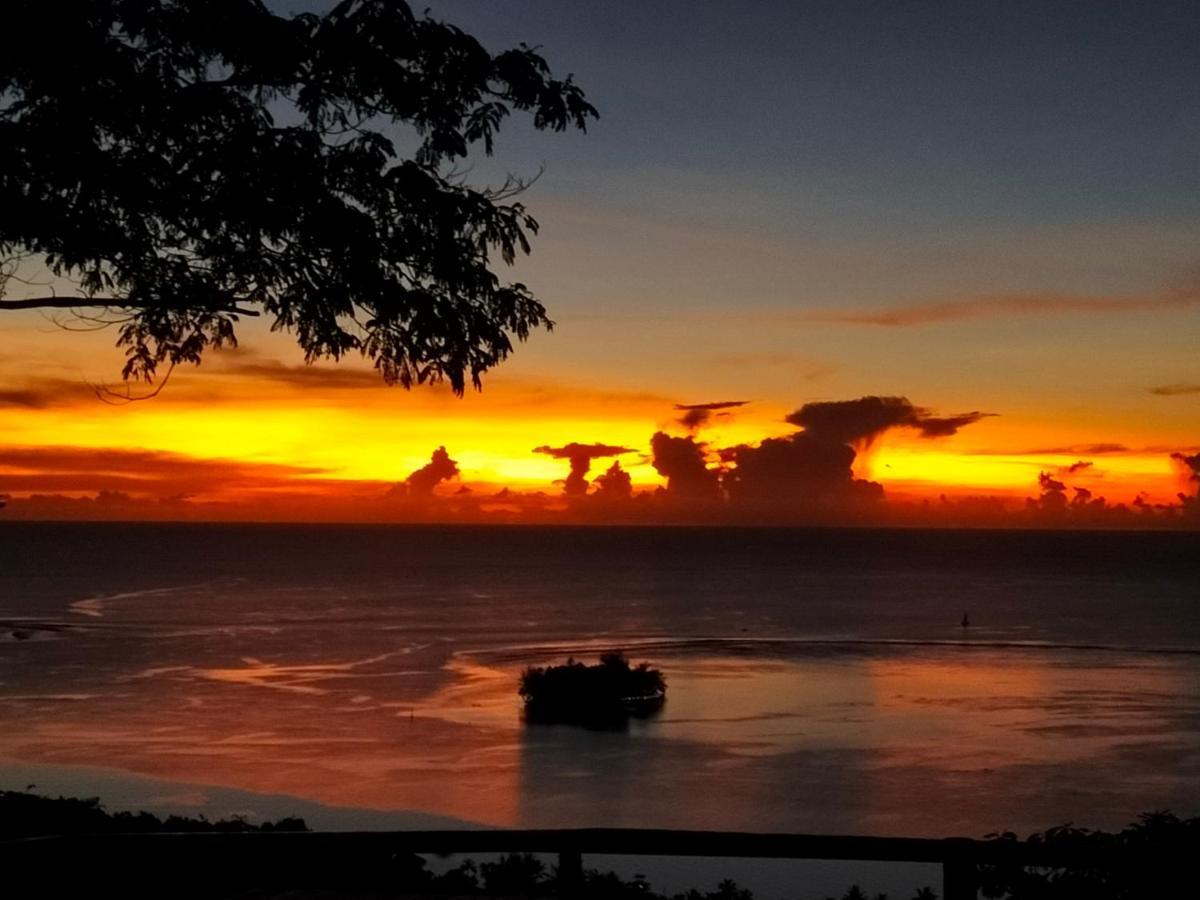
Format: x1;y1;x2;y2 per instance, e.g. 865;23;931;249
519;652;666;727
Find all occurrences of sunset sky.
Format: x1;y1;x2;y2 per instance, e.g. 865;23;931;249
1;0;1198;523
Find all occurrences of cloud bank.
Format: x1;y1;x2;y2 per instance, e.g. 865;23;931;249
2;395;1196;528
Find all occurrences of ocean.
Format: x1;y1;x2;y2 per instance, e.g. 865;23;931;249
2;523;1198;894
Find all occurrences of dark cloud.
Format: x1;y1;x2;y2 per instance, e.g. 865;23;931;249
0;389;51;409
717;395;988;517
1030;472;1069;512
592;461;633;501
723;432;882;510
217;358;384;389
915;412;994;438
1173;451;1200;485
992;443;1130;456
1149;383;1200;397
649;432;720;502
707;353;837;382
534;443;633;496
785;396;993;446
404;446;460;496
1038;472;1067;493
1024;469;1127;522
1175;452;1200;516
674;400;749;432
1071;444;1130;455
0;378;94;409
1066;460;1093;474
0;446;327;496
804;287;1200;328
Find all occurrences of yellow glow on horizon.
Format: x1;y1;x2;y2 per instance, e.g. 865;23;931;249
1;344;1194;511
866;445;1180;501
3;391;1188;504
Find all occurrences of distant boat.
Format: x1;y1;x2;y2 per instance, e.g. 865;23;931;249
961;612;971;628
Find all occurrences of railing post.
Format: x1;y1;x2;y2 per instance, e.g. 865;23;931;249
558;845;584;899
943;858;978;900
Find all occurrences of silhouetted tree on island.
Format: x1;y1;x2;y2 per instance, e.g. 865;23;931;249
0;0;595;393
520;652;667;727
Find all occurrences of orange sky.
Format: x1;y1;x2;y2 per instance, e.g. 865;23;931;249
3;0;1199;526
1;307;1196;526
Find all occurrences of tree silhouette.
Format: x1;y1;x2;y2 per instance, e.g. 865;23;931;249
520;653;667;727
0;0;596;393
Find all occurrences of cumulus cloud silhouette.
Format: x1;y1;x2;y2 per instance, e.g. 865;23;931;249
1174;451;1200;477
786;396;993;446
592;461;633;501
1174;452;1200;515
1038;472;1067;492
674;400;749;432
650;432;720;502
534;443;633;496
721;395;989;515
1029;471;1069;512
405;446;460;496
723;432;883;509
1173;451;1200;491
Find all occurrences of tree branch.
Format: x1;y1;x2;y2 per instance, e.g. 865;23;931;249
0;296;260;316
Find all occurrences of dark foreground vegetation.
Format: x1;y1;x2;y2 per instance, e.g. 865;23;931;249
519;653;666;726
2;791;1197;899
0;788;308;839
977;812;1199;898
385;854;938;900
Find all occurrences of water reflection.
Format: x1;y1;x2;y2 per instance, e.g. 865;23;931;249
2;621;1198;836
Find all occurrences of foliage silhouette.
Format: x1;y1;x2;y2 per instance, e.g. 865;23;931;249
0;788;307;838
978;811;1200;899
8;789;1194;899
0;0;596;393
424;860;938;900
519;652;667;727
480;852;548;895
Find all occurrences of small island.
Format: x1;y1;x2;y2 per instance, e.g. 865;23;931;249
519;652;666;727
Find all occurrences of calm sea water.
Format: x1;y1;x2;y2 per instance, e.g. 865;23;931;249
2;523;1198;848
